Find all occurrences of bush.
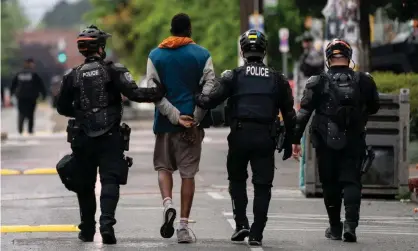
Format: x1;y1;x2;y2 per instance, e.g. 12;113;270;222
372;72;418;140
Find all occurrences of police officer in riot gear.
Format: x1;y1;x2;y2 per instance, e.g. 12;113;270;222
56;25;165;244
10;58;46;134
195;29;296;246
292;39;379;242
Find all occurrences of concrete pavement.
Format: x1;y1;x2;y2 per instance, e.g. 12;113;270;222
1;107;418;250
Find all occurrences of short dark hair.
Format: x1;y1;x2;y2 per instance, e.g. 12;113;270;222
170;13;191;36
25;58;34;63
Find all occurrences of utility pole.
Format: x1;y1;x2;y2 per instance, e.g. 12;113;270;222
240;0;264;34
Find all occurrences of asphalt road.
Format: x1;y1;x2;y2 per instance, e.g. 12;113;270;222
1;107;418;251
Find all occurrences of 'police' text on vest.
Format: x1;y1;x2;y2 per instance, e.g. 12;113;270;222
82;70;99;78
245;66;269;77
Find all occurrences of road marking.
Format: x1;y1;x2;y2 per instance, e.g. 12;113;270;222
57;206;163;210
227;219;235;229
196;174;204;182
222;212;416;221
264;228;418;236
22;168;57;175
1;225;79;233
207;192;224;199
129;146;155;153
0;169;22;175
226;220;264;251
2;140;40;146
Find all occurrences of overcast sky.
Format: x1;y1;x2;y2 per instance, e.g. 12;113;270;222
18;0;80;28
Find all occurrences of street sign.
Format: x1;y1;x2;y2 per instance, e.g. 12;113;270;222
57;38;66;51
279;28;289;53
249;13;264;33
264;0;278;8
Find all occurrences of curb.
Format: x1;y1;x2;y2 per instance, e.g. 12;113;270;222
1;225;79;233
0;168;57;176
22;168;57;175
0;169;22;175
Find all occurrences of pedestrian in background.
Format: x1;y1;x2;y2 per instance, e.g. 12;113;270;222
10;58;46;135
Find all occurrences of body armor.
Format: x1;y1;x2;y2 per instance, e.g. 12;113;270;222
73;61;121;137
312;72;361;150
228;63;279;123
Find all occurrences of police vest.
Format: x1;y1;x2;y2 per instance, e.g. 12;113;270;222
73;60;121;136
229;64;278;122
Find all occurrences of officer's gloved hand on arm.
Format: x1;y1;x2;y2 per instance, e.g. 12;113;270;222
149;78;166;101
282;138;293;161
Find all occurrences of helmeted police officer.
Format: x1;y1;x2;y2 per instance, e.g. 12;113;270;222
56;25;165;244
292;38;380;242
10;58;46;134
195;29;296;246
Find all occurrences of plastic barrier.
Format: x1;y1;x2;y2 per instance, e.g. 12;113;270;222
303;89;410;197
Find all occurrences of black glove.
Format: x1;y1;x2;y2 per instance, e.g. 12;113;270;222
281;137;292;160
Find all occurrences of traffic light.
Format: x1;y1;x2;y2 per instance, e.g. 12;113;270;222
57;52;67;63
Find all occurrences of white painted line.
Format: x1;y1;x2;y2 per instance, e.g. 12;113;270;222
57;206;163;210
222;212;416;220
227;219;235;229
211;185;229;189
129;146;154;153
207;192;224;200
196;174;204;182
265;228;418;236
203;137;212;143
250;248;264;251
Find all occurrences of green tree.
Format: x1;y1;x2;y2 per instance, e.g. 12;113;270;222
85;0;240;77
295;0;418;71
41;0;92;29
1;0;28;77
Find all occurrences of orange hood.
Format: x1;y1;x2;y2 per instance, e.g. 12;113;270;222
158;36;195;49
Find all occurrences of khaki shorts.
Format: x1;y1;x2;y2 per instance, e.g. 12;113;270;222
153;128;205;178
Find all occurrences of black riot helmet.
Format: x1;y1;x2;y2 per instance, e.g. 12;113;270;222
77;25;111;59
325;38;353;60
239;29;267;62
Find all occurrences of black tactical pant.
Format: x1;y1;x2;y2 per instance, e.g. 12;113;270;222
71;126;126;235
17;98;37;134
227;121;276;238
316;140;363;229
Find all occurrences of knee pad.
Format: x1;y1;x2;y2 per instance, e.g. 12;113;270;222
254;184;271;197
343;184;361;205
229;181;247;197
100;184;120;200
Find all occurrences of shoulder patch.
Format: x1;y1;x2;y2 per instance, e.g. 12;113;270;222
221;70;233;80
364;72;373;79
123;72;134;83
306;75;321;88
63;68;73;76
111;62;128;72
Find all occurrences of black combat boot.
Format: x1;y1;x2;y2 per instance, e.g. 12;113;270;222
231;222;250;241
325;222;343;240
78;221;96;242
100;224;117;244
99;183;119;244
77;192;96;242
343;221;357;242
248;220;266;246
229;181;249;242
